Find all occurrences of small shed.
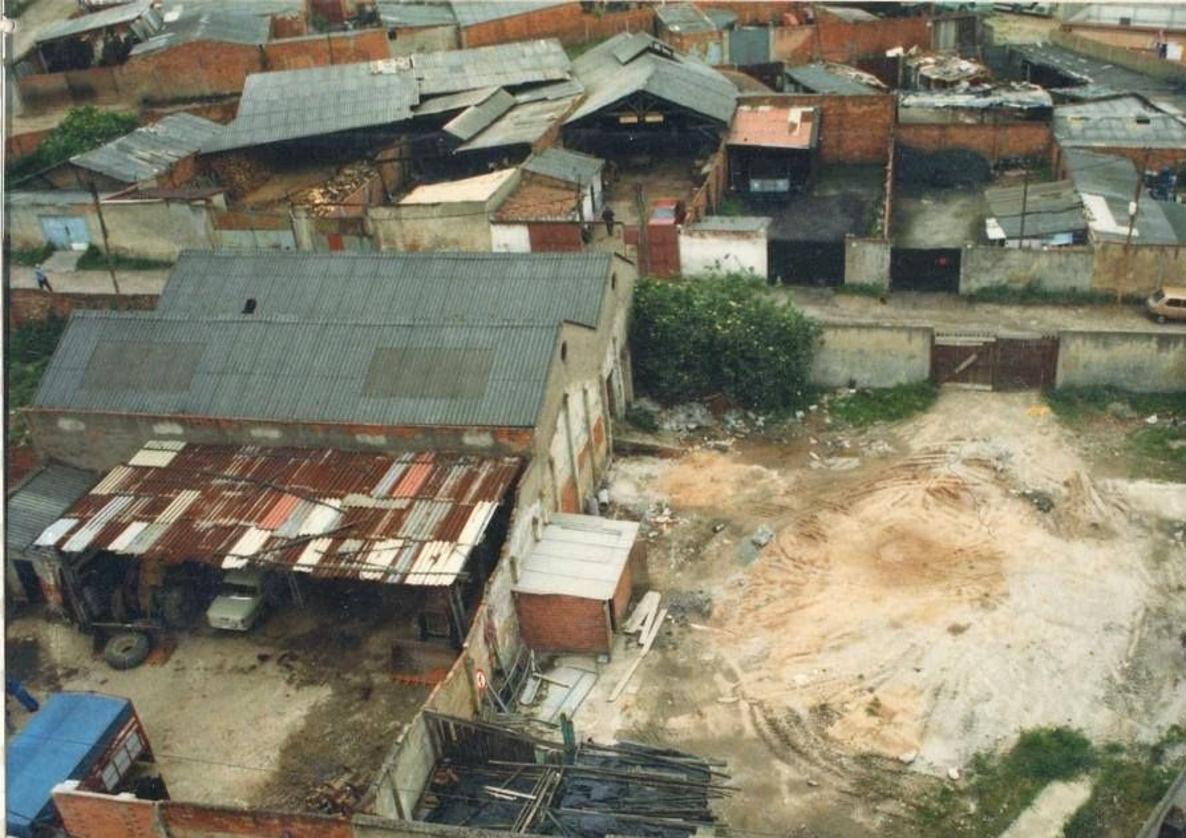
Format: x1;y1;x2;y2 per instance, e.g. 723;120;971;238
727;104;819;197
513;514;643;655
6;692;154;837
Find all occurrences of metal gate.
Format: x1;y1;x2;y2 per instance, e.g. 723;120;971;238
932;334;1058;391
39;215;91;250
769;240;845;286
890;247;961;292
730;26;770;67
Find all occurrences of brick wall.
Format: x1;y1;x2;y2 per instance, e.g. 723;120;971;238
461;5;654;48
272;13;307;39
7;128;51;159
739;93;895;164
264;29;390;71
772;25;815;62
515;591;610;654
53;788;158;838
694;1;802;25
897;121;1052;163
124;42;263;103
9;289;158;328
816;7;931;63
165;802;354;837
610;550;634;628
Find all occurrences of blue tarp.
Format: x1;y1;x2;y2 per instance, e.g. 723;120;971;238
6;692;132;837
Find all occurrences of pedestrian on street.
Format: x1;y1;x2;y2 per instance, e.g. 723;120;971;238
601;205;615;237
34;264;53;293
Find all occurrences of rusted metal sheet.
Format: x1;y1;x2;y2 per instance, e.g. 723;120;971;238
37;443;523;587
931;334;995;389
993;336;1059;391
932;334;1059;391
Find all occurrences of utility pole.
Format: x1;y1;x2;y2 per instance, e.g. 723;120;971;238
88;181;121;295
1120;147;1151;303
1017;169;1029;247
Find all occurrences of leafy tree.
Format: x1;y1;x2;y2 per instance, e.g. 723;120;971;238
34;106;139;170
629;276;819;411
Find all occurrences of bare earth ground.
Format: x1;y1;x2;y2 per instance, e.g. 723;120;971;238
573;390;1186;837
5;598;430;810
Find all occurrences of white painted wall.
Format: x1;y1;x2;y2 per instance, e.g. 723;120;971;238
679;230;768;279
491;223;531;252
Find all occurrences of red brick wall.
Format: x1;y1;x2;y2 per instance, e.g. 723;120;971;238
263;28;390;70
1061;145;1186;172
53;789;158;838
272;13;307;39
7;128;51;159
816;7;931;63
772;25;816;63
694;1;802;25
610;551;633;628
8;289;158;328
515;591;610;654
897;121;1052;163
143;100;240;125
560;476;580;512
740;93;895;164
124;42;263;103
462;5;654;48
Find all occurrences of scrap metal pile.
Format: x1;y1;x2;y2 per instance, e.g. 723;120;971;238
419;715;732;836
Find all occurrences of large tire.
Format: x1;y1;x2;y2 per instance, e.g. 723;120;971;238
161;586;197;629
104;632;150;670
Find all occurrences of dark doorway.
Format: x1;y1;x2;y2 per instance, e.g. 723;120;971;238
769;240;845;286
891;248;961;292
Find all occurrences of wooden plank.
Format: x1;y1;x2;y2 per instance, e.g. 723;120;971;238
622;590;660;634
609;607;667;703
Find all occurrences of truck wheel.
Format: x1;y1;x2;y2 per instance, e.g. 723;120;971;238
161;587;197;628
104;632;150;670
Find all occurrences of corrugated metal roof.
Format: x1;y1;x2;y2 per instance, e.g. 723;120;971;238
783;63;882;96
443;88;516;141
1011;43;1186;112
456;96;577;151
567;32;737;125
38;444;523;587
984;180;1086;239
656;3;718;34
414;86;500;116
70;113;224;184
450;0;571;27
377;0;459;28
129;8;271;56
522;147;604;185
202;60;420;153
155;250;611;327
1066;3;1186;31
514;513;638;600
514;78;585;103
685;215;771;233
412;39;571;96
6;463;98;559
494;174;581;222
36;0;154;43
728;105;818;149
1063;148;1182;244
34;313;562;428
1054;95;1186;149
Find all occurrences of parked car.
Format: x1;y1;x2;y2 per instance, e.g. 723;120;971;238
1146;286;1186;324
206;568;270;632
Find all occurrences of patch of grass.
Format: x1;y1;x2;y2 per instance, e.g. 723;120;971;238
913;727;1097;838
1047;388;1186;479
9;243;54;267
1129;426;1186;480
968;284;1139;306
7;316;68;445
835;282;886;298
828;381;939;427
1046;387;1186;424
75;245;174;271
714;196;746;217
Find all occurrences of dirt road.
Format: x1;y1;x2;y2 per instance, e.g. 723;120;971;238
586;390;1186;836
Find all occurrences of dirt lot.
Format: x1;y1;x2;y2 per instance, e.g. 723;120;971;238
5;593;432;811
573;390;1186;836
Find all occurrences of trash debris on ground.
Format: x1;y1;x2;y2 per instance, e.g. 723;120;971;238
751;525;775;547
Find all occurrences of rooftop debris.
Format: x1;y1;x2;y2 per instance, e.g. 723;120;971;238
289;162;380;215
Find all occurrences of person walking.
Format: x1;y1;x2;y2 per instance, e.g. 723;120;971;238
34;264;53;293
601;205;615;237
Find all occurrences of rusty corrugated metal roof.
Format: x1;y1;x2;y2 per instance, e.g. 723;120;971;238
37;442;523;587
728;105;818;149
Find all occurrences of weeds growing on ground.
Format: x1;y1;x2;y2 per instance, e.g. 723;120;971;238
9;244;55;267
75;245;174;271
828;381;939;427
1046;387;1186;479
969;284;1140;306
834;282;886;298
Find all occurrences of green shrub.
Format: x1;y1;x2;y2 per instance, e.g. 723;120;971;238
8;106;137;181
9;244;54;267
829;381;938;426
629;276;819;412
834;282;886;298
76;245;174;271
1008;728;1096;783
8;315;68;412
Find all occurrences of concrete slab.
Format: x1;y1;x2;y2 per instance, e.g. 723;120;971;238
1000;778;1093;838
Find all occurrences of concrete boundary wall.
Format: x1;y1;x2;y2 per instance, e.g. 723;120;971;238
1052;29;1186;84
959;245;1096;294
844;237;891;289
811;322;933;388
1056;330;1186;393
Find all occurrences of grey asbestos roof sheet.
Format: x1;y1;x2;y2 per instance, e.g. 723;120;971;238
377;0;459;28
567;32;737;125
1066;3;1186;30
1054;95;1186;149
36;0;153;43
656;3;717;34
130;8;271;56
415;86;500;116
784;63;879;96
71;113;224;184
514;78;585;103
523;147;604;184
1011;43;1186;111
6;464;98;558
984;180;1086;238
35;312;561;428
412;39;571;96
444;88;516;141
1064;149;1182;244
202;61;420;153
449;1;571;27
456;96;577;151
155;250;612;328
514;513;639;600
